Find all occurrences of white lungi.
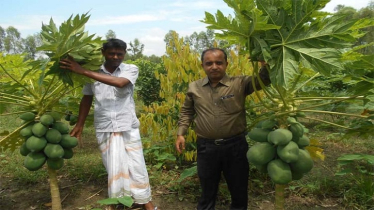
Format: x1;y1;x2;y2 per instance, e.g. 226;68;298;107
96;128;152;204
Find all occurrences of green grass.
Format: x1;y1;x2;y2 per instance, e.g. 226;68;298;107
0;151;48;183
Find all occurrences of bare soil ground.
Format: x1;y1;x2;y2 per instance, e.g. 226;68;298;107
0;123;373;210
0;175;346;210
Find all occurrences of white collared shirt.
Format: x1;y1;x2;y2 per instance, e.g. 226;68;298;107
82;63;140;132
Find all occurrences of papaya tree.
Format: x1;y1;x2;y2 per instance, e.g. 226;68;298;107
201;0;374;209
0;13;103;210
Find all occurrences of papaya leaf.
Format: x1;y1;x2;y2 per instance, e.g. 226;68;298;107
177;165;197;182
305;138;325;161
117;197;134;207
0;122;31;152
97;198;120;205
202;0;368;90
335;168;353;176
35;12;104;87
337;154;374;164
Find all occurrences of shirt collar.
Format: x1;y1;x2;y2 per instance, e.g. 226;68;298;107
100;63;124;74
202;74;230;87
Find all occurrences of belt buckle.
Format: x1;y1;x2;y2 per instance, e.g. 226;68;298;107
214;139;224;145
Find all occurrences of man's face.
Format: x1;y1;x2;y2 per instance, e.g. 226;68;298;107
201;50;228;82
102;48;126;69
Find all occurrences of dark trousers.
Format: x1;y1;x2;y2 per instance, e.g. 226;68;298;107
196;135;249;210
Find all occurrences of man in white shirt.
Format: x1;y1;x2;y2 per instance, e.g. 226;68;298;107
60;38;157;210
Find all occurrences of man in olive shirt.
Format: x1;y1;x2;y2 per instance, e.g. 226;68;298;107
175;48;270;210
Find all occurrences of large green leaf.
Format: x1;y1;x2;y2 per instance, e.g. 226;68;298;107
177;165;197;182
202;0;368;89
36;12;104;87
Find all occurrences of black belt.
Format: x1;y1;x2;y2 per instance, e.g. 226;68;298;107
198;132;246;146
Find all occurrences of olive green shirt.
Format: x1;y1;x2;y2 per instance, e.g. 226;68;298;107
177;68;270;139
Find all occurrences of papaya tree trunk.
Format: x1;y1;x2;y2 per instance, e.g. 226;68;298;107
275;184;286;210
48;167;62;210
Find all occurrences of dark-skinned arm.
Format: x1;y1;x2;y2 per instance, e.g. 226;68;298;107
246;65;271;94
175;90;196;154
60;57;130;88
70;95;93;140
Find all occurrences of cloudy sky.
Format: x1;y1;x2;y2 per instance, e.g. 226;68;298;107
0;0;371;56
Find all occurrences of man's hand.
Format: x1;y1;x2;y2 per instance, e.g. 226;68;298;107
175;135;186;154
70;125;83;141
60;56;86;75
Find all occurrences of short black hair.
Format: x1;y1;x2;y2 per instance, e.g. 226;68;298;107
200;48;228;63
102;38;127;51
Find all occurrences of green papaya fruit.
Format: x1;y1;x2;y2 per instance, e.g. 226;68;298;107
32;123;48;137
60;134;79;148
267;159;292;184
44;143;65;159
26;136;47;152
45;128;62;144
20;112;36;121
69;115;78;126
261;119;277;130
24;152;46;171
46;112;62;122
52;122;69;134
287;117;298;124
268;128;293;146
255;121;263;128
247;142;276;165
295;112;306;117
62;148;74;159
297;135;310;148
247;128;270;142
289;123;304;141
290;149;314;174
40;114;54;126
47;158;64;170
65;114;71;121
19;142;31;156
277;141;299;163
20;124;34;138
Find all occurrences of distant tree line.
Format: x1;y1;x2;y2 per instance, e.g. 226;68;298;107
334;2;374;54
1;2;372;61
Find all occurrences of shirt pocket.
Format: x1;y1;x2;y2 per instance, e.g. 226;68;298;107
221;94;242;114
92;82;102;96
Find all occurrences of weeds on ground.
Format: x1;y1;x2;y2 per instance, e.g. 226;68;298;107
335;154;374;209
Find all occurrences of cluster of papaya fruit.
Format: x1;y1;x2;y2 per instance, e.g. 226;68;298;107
64;111;78;126
247;115;313;184
18;112;78;171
